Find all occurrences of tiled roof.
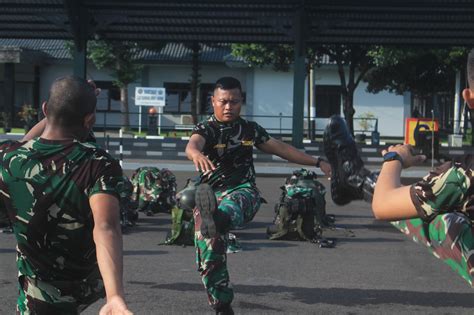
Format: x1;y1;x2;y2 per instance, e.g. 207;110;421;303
0;39;244;64
0;39;335;65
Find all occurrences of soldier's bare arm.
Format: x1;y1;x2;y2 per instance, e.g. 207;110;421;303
90;193;132;315
186;134;215;172
257;137;331;177
372;144;425;220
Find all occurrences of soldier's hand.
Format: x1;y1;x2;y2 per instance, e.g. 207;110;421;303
381;144;426;169
318;160;332;179
192;153;215;173
99;296;133;315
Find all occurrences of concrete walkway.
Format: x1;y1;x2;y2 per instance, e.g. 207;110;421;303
122;158;437;179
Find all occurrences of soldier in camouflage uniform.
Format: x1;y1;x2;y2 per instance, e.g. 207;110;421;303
0;76;131;314
186;77;332;314
117;176;138;228
131;166;177;216
323;49;474;287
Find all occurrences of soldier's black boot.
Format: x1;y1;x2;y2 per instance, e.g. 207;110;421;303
323;115;377;205
195;184;218;238
215;304;234;315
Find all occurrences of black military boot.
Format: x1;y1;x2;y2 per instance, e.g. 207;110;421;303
195;184;218;238
323;115;377;205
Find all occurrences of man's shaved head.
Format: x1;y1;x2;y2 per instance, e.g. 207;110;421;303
46;76;96;129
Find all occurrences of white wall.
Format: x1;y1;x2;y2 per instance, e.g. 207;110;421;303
249;66;407;137
31;61;408;136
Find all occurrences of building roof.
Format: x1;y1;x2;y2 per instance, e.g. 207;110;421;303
0;39;337;66
1;1;474;46
0;39;247;64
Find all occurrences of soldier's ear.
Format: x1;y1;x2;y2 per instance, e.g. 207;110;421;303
41;101;48;116
462;88;474;109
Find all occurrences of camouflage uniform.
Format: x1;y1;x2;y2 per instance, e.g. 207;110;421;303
392;155;474;286
0;138;123;314
117;176;138;228
131;167;177;214
192;115;270;309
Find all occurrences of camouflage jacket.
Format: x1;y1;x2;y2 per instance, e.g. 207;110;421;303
410;154;473;222
192;115;270;190
131;167;177;207
0;138;123;281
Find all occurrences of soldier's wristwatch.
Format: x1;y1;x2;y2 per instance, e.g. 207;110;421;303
383;151;404;166
315;157;325;168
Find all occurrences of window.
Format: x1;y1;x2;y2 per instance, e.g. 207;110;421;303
94;81;121;112
164;83;191;113
164;82;214;114
315;85;341;118
199;83;214;114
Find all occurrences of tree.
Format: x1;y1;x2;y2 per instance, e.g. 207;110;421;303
231;43;375;134
87;40;143;130
364;47;467;96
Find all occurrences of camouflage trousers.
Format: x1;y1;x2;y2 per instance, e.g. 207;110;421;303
16;275;105;314
392;212;474;286
194;183;261;309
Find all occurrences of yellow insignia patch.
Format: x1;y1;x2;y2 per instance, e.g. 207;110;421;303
241;140;254;146
214;144;226;149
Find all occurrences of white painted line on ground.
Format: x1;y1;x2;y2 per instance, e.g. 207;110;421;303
146;151;163;156
361;147;377;153
132;142;148;147
115;150;131;155
162;143;177;148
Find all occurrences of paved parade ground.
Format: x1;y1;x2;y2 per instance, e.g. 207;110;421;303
1;170;474;314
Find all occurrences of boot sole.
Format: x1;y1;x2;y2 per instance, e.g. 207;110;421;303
195;184;217;238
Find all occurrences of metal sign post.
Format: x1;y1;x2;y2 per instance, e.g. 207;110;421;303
134;87;166;135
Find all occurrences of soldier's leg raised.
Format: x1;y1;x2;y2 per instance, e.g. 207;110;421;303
392;213;474;286
323;115;379;204
194;184;260;314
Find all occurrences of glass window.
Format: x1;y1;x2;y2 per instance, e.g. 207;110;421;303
95;81;121;112
315;85;341;118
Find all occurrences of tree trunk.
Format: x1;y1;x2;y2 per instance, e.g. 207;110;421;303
120;86;130;131
342;91;356;135
190;43;201;124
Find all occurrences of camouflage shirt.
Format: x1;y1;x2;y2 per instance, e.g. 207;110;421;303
0;138;123;281
410;154;474;221
192;115;270;190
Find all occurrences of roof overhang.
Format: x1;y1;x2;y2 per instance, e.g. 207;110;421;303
0;0;473;46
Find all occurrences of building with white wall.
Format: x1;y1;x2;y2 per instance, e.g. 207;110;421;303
1;40;411;137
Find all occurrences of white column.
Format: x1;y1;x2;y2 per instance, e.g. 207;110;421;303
453;70;461;134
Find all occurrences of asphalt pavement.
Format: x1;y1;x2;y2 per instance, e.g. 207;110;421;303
1;169;474;315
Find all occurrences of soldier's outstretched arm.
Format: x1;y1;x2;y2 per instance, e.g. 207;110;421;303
90;193;132;315
185;134;215;173
372;144;426;221
256;137;331;177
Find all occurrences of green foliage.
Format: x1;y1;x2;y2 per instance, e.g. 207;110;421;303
0;112;11;129
365;47;468;96
87;41;143;88
18;104;37;123
231;43;295;72
357;112;376;133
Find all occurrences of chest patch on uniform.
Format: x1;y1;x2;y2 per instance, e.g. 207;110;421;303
213;144;226;149
241;140;254;146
